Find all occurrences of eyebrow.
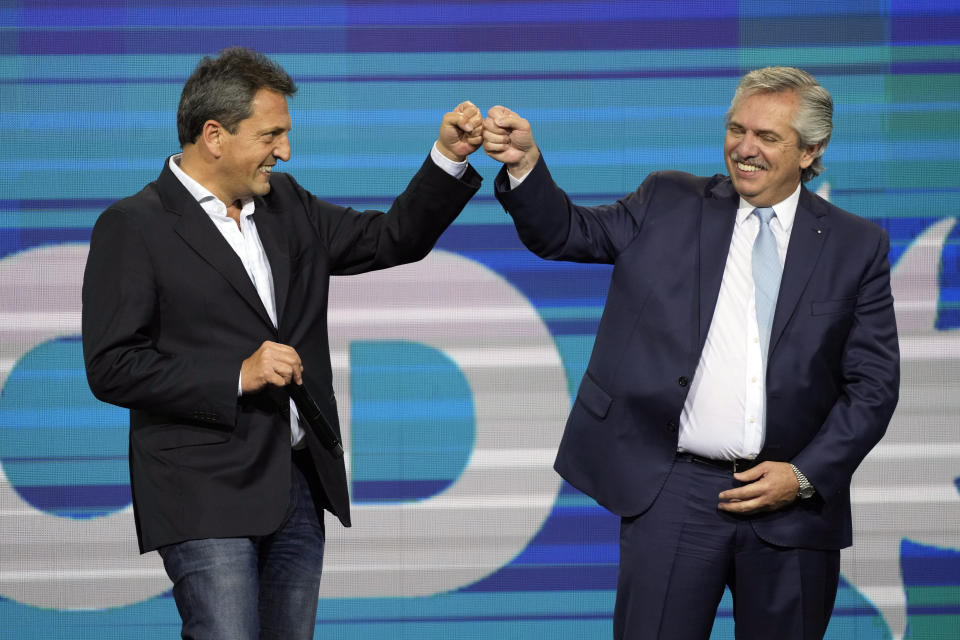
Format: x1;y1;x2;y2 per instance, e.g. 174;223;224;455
258;126;290;136
728;121;783;139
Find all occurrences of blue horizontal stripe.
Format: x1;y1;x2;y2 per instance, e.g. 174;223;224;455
513;542;620;564
11;15;954;56
14;483;131;511
6;20;739;55
352;479;450;502
532;509;620;545
545;319;602;336
893;15;960;45
462;564;618;592
2;2;743;29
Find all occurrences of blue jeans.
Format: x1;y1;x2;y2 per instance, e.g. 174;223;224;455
158;451;326;640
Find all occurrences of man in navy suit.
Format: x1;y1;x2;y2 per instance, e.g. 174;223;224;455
82;47;483;639
482;67;899;639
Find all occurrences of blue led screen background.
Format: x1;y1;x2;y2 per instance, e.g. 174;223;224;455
1;1;958;638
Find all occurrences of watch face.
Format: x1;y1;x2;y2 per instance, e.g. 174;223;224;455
799;485;815;499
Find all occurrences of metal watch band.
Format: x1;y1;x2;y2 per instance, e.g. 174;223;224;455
790;463;815;499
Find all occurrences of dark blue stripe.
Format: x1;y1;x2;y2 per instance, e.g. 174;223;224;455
527;508;620;545
6;20;739;55
15;483;131;510
3;63;945;86
6;1;743;27
461;564;618;592
352;479;451;502
16;15;959;55
893;15;960;44
314;612;614;626
891;61;960;75
544;319;601;336
0;228;92;259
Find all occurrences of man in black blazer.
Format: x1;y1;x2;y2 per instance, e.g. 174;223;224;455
482;68;899;639
82;47;482;639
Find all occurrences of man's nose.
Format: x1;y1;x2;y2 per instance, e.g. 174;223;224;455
737;132;759;158
274;134;291;162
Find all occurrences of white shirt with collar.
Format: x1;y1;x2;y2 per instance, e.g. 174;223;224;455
168;144;468;447
678;184;800;460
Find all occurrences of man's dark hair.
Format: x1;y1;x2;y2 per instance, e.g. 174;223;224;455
177;47;297;147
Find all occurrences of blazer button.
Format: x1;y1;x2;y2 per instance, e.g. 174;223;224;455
678;376;689;387
666;420;678;433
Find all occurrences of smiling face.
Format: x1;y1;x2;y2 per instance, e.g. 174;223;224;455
215;88;292;205
724;90;817;208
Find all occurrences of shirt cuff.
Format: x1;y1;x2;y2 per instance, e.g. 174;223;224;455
431;142;469;180
507;167;533;190
237;372;243;397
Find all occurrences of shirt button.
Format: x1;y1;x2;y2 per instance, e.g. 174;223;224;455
678;376;689;387
753;337;759;343
749;417;756;424
751;376;757;383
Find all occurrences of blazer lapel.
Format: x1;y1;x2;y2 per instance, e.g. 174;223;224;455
698;179;739;353
769;187;830;356
157;162;276;329
252;198;290;326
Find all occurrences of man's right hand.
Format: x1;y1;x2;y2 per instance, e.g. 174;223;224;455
482;105;540;179
240;340;303;393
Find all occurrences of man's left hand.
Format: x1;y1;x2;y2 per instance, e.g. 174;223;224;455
436;101;483;162
717;461;800;514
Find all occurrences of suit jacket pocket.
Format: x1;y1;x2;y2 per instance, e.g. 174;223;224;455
810;297;856;316
576;373;613;419
140;424;231;451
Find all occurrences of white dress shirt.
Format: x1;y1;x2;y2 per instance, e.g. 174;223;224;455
170;145;467;447
678;185;800;460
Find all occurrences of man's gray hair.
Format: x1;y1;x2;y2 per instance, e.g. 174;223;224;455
177;47;297;147
726;66;833;182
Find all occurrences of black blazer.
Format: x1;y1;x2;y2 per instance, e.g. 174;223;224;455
83;155;481;552
496;157;899;550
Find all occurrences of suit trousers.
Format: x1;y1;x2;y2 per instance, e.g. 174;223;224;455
614;455;839;640
158;449;326;640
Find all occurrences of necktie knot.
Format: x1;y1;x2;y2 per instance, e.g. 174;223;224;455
754;207;776;226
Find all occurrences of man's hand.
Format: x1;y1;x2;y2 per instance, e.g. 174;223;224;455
717;461;800;514
436;100;483;162
240;341;303;394
482;105;540;178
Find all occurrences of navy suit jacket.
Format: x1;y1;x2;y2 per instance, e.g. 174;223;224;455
496;157;899;550
83;155;481;552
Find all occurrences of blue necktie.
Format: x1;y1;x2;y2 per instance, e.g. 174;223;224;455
752;207;782;364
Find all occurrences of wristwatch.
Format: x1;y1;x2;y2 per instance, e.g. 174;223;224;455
790;464;815;499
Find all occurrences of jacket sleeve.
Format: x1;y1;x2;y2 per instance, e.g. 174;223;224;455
790;229;900;500
81;206;239;427
494;155;651;264
292;154;482;276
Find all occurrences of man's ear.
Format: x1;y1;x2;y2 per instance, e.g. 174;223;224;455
799;142;821;169
201;120;225;159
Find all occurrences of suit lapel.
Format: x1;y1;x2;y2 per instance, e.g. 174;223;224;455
252;198;290;326
769;187;830;356
698;179;739;353
157;162;276;329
